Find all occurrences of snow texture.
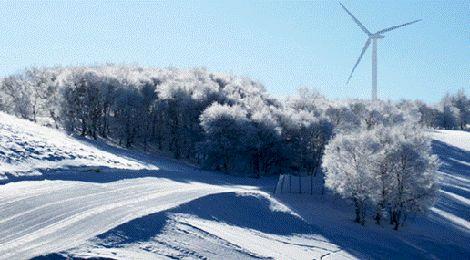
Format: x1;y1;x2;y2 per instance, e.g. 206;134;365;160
0;112;158;181
0;115;468;259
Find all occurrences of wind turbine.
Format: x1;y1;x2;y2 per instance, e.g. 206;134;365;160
340;2;421;100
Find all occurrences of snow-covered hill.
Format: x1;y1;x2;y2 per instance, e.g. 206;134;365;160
0;115;468;259
0;112;160;182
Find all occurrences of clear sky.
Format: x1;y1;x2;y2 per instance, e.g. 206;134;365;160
0;0;467;102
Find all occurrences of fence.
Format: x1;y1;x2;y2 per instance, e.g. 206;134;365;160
273;174;323;195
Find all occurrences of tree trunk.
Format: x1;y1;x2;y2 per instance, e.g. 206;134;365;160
374;201;384;225
374;209;382;225
354;198;363;224
392;210;401;230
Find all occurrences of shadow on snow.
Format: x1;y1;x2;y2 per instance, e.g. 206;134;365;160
19;137;470;259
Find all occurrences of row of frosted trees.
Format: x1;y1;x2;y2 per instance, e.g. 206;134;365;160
0;66;332;176
413;90;469;130
0;65;467;229
0;65;467;179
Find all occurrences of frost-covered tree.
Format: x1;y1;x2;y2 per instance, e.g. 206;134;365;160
0;75;33;119
322;130;382;224
380;126;439;230
415;100;442;129
323;124;439;228
248;106;284;177
350;100;410;130
321;99;415;134
98;77;120;138
438;94;459;130
450;89;469;130
24;68;59;122
113;85;143;147
395;99;421;125
198;102;254;172
279;108;333;176
285;87;326;116
60;72;101;137
0;68;59;122
324;104;361;132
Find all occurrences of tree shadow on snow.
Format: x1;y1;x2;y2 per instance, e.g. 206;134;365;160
432;140;470;173
265;140;470;259
432;140;469;202
1;167;163;184
2;136;277;191
429;140;470;232
32;254;113;260
35;192;325;259
95;192;316;246
23;139;470;259
1;166;276;192
432;140;469;181
30;188;470;259
273;192;469;260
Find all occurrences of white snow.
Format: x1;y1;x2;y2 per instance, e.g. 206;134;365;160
0;115;469;259
0;177;354;259
431;130;470;151
0;112;158;180
430;207;470;230
429;130;470;232
0;178;225;259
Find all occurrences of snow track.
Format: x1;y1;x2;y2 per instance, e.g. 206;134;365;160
62;192;351;260
0;178;350;260
0;178;228;259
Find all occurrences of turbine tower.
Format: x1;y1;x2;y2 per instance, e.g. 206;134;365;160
340;2;421;100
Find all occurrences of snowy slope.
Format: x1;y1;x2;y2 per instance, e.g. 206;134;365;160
430;130;470;231
53;192;352;260
0;115;355;259
432;130;470;151
0;115;469;259
0;175;354;260
0;112;158;181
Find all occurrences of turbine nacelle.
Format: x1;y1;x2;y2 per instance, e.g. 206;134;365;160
370;34;385;39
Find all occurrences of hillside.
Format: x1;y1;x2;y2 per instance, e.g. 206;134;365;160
0;112;160;182
0;115;468;259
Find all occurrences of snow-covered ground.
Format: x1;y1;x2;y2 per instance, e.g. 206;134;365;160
0;115;468;259
0;112;159;182
431;130;470;151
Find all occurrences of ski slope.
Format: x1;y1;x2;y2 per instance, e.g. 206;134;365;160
0;113;353;259
0;112;158;182
0;174;351;259
0;115;469;259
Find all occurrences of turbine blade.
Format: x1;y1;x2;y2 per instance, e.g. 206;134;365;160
339;2;372;36
346;38;371;84
375;19;422;34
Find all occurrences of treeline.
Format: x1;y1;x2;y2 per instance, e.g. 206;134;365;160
1;65;468;228
413;90;469;130
0;66;328;176
0;65;468;178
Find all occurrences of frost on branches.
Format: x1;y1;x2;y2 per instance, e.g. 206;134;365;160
323;124;439;230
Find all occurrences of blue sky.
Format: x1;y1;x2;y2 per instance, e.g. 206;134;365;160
0;1;467;102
